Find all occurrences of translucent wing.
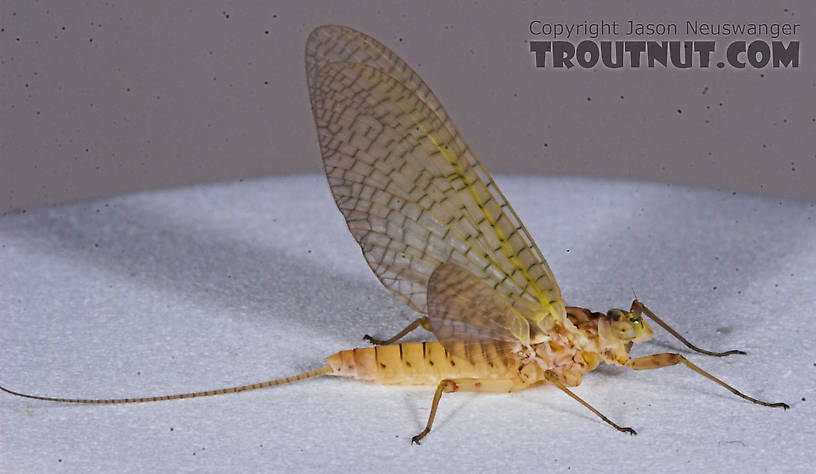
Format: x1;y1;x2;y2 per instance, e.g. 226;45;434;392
306;25;565;344
427;262;528;359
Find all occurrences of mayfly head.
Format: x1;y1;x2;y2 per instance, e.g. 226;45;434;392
598;308;654;349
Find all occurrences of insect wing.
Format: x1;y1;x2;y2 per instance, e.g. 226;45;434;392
427;262;528;359
306;25;443;129
306;25;565;335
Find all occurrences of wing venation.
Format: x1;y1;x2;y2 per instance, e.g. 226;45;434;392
306;25;566;342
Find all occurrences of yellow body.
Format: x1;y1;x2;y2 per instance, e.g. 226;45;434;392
326;342;521;387
325;339;604;391
323;306;655;391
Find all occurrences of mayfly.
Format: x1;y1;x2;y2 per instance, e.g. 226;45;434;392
0;25;789;444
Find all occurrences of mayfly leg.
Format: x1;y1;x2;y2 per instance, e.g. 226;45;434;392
631;300;746;357
412;378;514;444
627;353;789;409
543;371;637;435
364;317;431;345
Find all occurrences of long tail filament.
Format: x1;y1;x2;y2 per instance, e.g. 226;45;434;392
0;366;332;404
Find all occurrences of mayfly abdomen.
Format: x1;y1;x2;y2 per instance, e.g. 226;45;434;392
325;342;517;385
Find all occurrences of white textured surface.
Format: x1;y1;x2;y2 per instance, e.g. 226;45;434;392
1;174;814;473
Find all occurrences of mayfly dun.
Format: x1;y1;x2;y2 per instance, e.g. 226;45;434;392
0;25;789;444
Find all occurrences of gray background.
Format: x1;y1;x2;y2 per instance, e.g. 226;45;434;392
1;0;814;213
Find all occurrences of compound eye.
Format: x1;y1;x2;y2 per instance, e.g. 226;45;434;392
606;309;624;320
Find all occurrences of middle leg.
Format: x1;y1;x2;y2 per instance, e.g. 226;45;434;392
544;371;637;435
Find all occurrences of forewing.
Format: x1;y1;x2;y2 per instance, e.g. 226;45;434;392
306;25;565;336
306;25;443;127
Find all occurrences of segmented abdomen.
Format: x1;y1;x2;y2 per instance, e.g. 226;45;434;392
325;341;519;385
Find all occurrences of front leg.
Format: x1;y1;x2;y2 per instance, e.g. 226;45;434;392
631;300;746;357
627;353;789;409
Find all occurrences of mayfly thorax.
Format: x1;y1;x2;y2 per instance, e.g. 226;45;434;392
0;24;789;444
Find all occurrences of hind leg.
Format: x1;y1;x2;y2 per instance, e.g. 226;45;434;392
411;378;514;444
364;317;430;345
